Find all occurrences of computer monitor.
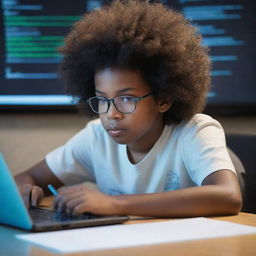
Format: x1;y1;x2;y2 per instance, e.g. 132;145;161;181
0;0;255;113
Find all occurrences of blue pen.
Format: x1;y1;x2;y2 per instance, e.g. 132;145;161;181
47;184;58;196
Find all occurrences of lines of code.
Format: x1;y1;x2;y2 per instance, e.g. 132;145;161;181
0;0;255;106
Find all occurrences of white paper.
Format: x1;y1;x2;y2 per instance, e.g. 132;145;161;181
16;217;256;253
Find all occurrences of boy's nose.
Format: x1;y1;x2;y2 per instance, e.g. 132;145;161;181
106;102;123;120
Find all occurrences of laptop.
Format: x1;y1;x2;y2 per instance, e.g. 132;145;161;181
0;153;128;232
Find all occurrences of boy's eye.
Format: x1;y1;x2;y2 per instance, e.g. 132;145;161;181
98;97;108;104
120;96;134;103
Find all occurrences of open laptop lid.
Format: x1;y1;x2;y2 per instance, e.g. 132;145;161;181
0;153;33;230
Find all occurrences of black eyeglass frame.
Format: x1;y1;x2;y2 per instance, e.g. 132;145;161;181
86;92;154;114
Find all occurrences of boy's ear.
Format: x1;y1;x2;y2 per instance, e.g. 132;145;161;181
157;98;173;113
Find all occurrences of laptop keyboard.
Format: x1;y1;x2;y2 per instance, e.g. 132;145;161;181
29;207;101;222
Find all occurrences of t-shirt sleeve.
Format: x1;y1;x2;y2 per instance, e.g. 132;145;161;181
180;116;236;186
45;122;96;185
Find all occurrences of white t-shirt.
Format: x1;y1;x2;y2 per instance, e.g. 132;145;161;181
46;114;236;195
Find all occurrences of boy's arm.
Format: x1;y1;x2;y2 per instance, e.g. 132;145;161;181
55;169;242;217
15;159;64;207
113;170;242;217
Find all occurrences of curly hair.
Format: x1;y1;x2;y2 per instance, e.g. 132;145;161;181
59;0;211;124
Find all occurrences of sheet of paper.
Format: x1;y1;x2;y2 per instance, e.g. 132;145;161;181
16;217;256;253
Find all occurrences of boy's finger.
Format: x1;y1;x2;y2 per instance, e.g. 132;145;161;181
22;184;33;208
54;195;65;213
31;186;44;207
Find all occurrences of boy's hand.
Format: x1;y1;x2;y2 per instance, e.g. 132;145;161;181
19;184;44;208
54;184;117;216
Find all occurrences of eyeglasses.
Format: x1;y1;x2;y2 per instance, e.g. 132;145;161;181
87;92;153;114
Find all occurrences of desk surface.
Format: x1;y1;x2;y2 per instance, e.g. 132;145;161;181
0;206;255;256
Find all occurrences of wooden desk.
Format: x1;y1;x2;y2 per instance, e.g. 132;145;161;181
0;198;255;256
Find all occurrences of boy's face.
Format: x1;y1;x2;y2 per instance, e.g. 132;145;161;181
94;67;171;152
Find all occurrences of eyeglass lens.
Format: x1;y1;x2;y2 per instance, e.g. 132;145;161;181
89;96;136;114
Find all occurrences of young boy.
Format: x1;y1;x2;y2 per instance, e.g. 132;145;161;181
15;0;242;217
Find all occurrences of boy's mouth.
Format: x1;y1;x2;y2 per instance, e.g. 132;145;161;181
107;127;126;137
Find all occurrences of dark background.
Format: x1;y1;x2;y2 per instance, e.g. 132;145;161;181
0;0;255;113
